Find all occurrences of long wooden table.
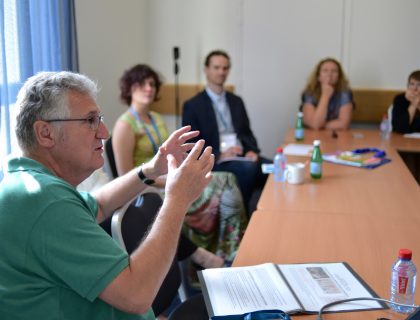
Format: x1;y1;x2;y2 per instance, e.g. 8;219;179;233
233;129;420;319
257;130;420;216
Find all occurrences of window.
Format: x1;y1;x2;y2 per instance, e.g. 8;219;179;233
0;0;78;181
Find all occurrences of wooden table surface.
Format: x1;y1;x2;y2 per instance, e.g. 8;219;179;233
258;129;420;216
233;129;420;319
283;129;420;153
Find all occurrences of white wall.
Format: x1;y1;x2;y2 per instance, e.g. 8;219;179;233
75;0;148;129
145;0;243;84
143;0;243;131
242;0;347;155
75;0;420;158
347;0;420;88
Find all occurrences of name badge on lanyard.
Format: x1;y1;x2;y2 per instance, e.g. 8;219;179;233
220;133;241;153
129;107;162;154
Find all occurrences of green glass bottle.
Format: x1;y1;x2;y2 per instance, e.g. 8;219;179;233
310;140;323;179
295;112;304;141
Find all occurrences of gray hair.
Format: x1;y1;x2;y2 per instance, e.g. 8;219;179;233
15;71;98;152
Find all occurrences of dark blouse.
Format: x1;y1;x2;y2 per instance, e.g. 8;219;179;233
391;93;420;133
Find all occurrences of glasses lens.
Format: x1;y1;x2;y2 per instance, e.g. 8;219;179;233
88;115;102;130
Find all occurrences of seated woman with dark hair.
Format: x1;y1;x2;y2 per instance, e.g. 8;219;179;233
112;64;247;268
301;57;354;130
392;70;420;134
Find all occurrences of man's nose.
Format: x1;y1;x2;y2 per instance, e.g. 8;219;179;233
97;121;109;139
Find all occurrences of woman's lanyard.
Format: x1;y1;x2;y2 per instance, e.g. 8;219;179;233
129;107;162;154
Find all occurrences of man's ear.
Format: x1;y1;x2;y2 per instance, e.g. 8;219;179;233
33;120;57;148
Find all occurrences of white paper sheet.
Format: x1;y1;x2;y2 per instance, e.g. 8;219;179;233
283;144;313;156
201;263;301;316
404;133;420;139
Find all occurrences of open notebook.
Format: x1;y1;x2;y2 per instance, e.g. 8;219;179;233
198;262;386;319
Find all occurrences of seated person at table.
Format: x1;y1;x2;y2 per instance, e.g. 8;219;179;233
301;57;354;130
182;50;269;213
392;70;420;133
0;71;213;319
112;64;247;265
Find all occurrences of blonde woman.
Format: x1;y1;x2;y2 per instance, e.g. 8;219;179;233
301;57;354;130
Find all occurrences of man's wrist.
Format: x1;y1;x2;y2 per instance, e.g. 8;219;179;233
137;165;156;185
163;194;191;215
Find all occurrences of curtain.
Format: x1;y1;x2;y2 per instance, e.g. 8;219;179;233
0;0;78;181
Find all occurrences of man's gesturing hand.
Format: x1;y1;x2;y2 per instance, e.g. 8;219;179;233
164;140;214;212
143;126;199;179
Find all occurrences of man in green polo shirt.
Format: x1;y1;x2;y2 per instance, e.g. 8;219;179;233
0;71;214;319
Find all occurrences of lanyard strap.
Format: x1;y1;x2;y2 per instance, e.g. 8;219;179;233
213;104;230;132
129;107;162;154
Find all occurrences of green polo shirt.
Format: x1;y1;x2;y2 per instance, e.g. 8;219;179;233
0;157;155;320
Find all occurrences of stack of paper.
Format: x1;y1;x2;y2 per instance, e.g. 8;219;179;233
283;144;313;156
404;133;420;139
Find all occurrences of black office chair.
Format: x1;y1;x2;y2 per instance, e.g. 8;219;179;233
101;193;184;316
104;136;118;179
167;293;208;320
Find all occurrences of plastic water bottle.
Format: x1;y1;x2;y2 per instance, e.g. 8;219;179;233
380;114;391;140
273;147;287;182
390;248;417;313
295;112;304;141
310;140;323;179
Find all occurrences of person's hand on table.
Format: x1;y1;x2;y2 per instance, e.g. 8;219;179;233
244;150;258;162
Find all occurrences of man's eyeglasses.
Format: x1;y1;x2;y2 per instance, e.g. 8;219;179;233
44;114;104;130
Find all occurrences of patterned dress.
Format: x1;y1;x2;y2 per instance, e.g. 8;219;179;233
118;110;248;263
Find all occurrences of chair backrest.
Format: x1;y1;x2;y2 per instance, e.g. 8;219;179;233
104;136;118;179
167;293;209;320
388;104;394;132
111;193;183;316
352;88;400;123
111;193;164;253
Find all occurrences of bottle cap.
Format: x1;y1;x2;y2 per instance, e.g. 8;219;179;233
313;140;320;146
298;112;303;117
398;249;412;260
277;147;283;153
